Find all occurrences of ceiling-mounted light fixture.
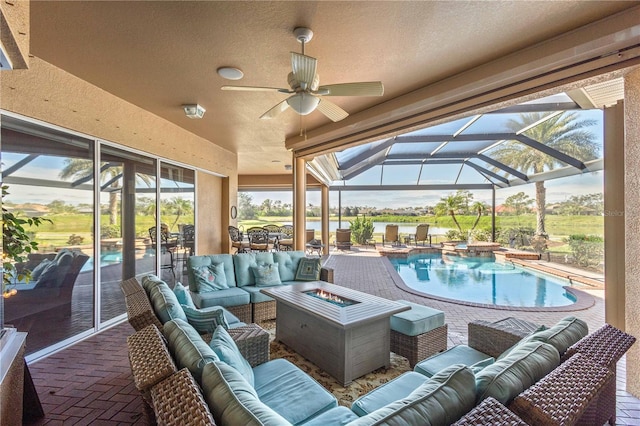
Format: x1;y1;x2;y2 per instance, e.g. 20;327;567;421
183;104;206;119
217;67;244;80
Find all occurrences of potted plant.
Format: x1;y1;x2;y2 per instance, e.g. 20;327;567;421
1;185;51;331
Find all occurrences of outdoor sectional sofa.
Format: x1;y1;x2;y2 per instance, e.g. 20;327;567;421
186;250;334;323
123;279;636;426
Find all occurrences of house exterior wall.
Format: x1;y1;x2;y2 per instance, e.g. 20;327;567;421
624;68;640;397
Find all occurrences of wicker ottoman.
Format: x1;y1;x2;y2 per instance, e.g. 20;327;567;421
390;300;447;367
227;323;270;367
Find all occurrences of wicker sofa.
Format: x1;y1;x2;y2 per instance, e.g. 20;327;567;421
186;251;334;323
124;293;636;426
352;316;635;426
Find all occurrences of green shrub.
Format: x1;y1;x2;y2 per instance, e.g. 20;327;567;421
100;224;121;239
67;234;84;245
564;234;604;267
445;229;465;241
496;226;535;248
349;216;374;244
469;229;491;242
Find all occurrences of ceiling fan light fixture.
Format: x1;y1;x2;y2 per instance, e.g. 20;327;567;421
217;67;244;80
287;93;320;115
183;104;206;119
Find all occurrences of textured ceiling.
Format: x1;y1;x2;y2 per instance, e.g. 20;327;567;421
29;1;637;175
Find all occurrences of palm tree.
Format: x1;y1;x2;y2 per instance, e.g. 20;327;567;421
434;193;464;233
470;201;487;231
491;112;598;236
60;159;153;225
164;197;193;231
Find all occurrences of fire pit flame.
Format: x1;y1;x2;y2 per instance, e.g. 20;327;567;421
304;288;359;307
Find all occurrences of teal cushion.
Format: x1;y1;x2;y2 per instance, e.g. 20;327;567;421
182;305;230;334
295;257;322;281
251;262;282;286
522;316;588;355
302;406;359;426
233;252;275;287
390;300;445;336
30;259;52;281
141;274;165;294
163;319;219;382
253;358;338;424
414;345;494;378
191;287;251;309
187;254;237;291
475;341;560;405
148;282;188;324
274;251;307;282
352;371;428;416
201;361;289;426
350;365;477;426
210;325;254;387
36;260;59;284
192;263;229;291
173;281;196;309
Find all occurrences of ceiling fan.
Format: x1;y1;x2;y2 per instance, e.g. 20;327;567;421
221;27;384;122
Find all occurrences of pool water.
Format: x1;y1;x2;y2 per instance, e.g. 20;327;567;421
389;253;576;307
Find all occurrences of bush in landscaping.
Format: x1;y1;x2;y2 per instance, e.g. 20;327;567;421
349;215;375;244
496;226;535;248
564;234;604;268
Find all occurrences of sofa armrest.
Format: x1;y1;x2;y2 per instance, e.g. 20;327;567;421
321;267;334;283
151;368;215;426
468;318;540;358
126;325;177;394
561;323;636;369
509;353;614;426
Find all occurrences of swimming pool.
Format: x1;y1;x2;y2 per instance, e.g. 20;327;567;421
388;253;577;308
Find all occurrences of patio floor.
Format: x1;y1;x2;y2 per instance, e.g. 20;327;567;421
24;247;640;425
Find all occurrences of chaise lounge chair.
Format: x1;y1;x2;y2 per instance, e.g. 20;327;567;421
415;223;432;246
383;224;400;247
335;228;352;250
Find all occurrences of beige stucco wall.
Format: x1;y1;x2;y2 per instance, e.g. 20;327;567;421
0;0;29;69
196;171;223;254
625;68;640;397
0;57;238;257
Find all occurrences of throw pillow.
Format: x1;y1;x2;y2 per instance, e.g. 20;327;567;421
37;260;59;285
251;262;281;286
209;325;255;387
141;274;165;294
295;257;321;281
30;259;52;281
182;305;230;334
192;263;229;292
173;281;196;309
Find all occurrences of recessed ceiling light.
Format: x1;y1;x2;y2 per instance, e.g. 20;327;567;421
217;67;244;80
271;160;281;163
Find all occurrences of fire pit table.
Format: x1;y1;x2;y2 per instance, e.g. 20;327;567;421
260;282;410;386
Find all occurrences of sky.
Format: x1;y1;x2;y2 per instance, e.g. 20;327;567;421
245;171;603;209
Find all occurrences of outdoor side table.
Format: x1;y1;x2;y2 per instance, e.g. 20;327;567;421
228;323;270;367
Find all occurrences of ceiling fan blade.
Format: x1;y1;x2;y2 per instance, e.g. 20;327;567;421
291;52;317;90
222;85;292;93
316;99;349;122
260;99;290;120
318;81;384;97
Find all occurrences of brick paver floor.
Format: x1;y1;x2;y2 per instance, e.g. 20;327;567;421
25;248;639;425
